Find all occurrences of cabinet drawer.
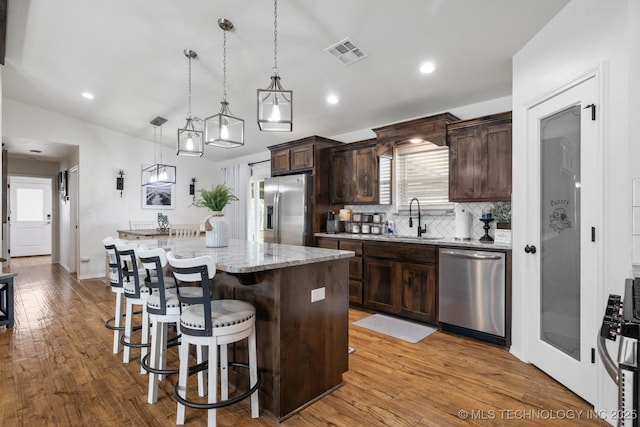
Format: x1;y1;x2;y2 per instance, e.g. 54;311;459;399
317;238;339;249
340;240;363;255
364;241;436;264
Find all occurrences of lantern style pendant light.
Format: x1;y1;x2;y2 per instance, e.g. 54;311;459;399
257;0;292;132
204;19;244;148
142;116;176;186
177;49;204;156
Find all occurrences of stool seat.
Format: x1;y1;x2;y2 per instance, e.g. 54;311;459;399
146;288;180;311
181;300;255;331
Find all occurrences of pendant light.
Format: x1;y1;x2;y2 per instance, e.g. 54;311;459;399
257;0;292;132
142;116;176;186
177;49;204;157
204;19;244;148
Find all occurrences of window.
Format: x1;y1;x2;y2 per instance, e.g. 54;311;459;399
394;142;452;211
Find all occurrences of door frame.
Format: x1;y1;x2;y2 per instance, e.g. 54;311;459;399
521;64;605;401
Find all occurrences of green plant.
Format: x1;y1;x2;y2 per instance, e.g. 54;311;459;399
192;184;238;212
493;201;511;224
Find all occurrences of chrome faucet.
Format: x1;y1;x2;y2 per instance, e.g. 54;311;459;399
409;198;427;237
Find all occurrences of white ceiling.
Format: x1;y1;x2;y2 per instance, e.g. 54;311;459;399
2;0;569;162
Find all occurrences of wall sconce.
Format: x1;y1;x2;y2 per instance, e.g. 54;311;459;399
190;177;196;201
116;170;124;197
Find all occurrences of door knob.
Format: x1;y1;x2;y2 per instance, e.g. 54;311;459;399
524;245;537;254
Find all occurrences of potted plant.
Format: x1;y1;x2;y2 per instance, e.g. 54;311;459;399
192;183;238;247
493;201;511;229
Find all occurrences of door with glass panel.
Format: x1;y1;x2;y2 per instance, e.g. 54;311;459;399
525;75;599;404
9;176;53;257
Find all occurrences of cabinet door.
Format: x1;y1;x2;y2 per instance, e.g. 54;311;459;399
271;149;290;175
448;127;483;201
330;150;353;204
482;123;512;200
290;145;314;171
353;147;378;203
364;258;397;313
398;262;436;323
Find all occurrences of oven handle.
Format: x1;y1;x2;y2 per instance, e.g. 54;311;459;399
597;325;619;385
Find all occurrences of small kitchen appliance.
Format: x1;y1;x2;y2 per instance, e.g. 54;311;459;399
326;212;339;234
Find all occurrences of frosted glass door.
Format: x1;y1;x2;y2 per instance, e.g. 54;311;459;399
540;105;581;360
526;74;598;404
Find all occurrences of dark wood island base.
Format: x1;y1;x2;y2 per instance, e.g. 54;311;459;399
213;258;350;421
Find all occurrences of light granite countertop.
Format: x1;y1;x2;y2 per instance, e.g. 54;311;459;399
315;232;512;251
135;238;354;273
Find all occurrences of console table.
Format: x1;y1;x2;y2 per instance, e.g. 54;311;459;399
0;273;18;328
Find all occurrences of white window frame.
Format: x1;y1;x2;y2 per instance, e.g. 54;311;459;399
394;142;453;212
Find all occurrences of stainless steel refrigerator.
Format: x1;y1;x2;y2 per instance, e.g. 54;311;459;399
263;174;312;246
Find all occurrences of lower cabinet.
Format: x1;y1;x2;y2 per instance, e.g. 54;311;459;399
317;237;437;324
316;237;363;304
364;256;436;324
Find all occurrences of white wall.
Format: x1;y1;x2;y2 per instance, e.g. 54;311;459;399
512;0;637;418
3;98;224;279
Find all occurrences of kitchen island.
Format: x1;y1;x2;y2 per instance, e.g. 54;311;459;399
139;238;354;421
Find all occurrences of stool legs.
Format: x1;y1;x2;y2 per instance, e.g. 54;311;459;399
112;291;124;354
176;341;189;425
123;300;134;363
207;341;219;427
148;318;161;404
249;327;259;418
140;310;150;374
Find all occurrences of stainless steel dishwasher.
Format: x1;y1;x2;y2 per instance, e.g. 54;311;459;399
438;248;506;344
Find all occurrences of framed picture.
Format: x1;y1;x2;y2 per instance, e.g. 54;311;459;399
142;183;175;209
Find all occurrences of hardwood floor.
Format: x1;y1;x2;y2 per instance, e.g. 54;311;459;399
0;257;606;426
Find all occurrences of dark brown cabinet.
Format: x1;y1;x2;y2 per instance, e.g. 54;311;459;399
268;136;342;240
364;241;437;323
448;112;512;202
316;237;363;304
329;140;379;204
270;143;315;175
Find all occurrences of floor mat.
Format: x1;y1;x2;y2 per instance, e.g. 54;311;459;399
353;314;437;343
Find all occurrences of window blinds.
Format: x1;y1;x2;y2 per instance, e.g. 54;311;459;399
395;143;451;211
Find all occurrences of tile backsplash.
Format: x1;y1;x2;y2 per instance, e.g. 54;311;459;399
344;202;501;240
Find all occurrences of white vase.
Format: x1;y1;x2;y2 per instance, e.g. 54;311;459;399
205;212;229;247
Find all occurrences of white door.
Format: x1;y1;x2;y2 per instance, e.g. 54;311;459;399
248;162;270;242
525;75;600;404
9;176;53;257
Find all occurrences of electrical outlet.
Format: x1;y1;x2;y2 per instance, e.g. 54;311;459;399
311;287;325;302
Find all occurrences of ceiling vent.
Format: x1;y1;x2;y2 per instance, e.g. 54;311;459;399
324;38;368;66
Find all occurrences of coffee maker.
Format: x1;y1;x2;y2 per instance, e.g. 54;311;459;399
326;211;339;234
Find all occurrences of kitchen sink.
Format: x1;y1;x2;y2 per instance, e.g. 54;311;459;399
383;235;443;241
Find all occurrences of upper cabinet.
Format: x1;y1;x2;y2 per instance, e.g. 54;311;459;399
372;113;460;156
268;136;340;176
329;140;387;205
448;112;512;202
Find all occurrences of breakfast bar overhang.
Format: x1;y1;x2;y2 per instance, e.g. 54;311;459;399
143;238;354;421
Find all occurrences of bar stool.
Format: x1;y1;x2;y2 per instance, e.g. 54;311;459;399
137;247;205;404
103;236;126;354
166;251;260;427
115;241;152;373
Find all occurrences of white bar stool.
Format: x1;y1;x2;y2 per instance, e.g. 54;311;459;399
103;237;125;354
167;251;260;427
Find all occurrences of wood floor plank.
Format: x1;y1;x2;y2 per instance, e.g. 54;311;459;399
0;257;607;426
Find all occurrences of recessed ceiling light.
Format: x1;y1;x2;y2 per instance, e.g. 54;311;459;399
327;94;340;105
419;62;436;74
82;91;94;100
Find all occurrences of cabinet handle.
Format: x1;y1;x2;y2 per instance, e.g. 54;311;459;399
524;245;537;254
